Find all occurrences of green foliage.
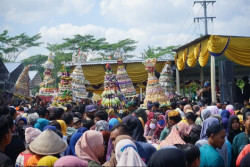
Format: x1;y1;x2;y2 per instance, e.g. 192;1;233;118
21;54;48;79
236;79;244;89
0;30;42;61
144;45;178;58
47;34;137;60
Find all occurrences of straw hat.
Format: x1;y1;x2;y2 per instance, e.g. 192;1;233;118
29;129;67;155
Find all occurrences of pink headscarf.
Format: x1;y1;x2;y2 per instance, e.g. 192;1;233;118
54;155;88;167
160;122;192;148
183;104;192;113
206;106;219;115
75;130;104;164
226;105;235;115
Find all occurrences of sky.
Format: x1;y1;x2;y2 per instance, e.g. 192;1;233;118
0;0;250;61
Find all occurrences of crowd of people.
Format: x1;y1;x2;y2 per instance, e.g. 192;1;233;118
0;94;250;167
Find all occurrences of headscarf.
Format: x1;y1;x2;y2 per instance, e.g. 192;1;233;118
146;112;154;126
109;118;119;129
135;108;147;124
95;120;109;131
37;156;58;167
160;122;192;148
34;118;49;131
108;108;115;116
25;155;44;166
115;139;146;167
154;115;165;138
54;155;88;167
25;127;41;144
122;114;146;142
16;117;27;125
221;110;230;119
103;135;133;167
57;120;67;136
100;131;110;164
183;104;192;113
199;117;219;140
148;148;186;167
75;130;103;164
227;116;242;144
201;109;211;121
227;108;235;116
236;144;250;167
206;106;219;115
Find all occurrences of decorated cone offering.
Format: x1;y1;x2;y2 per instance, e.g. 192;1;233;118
116;58;137;98
143;58;168;106
14;65;30;99
53;65;72;105
38;53;57;102
159;62;175;99
101;63;124;107
71;65;89;101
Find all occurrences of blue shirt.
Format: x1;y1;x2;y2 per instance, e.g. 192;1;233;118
200;144;225;167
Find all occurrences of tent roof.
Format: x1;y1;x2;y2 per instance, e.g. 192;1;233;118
29;71;38;81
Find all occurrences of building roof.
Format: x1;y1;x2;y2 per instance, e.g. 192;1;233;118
28;71;38;81
64;58;174;66
4;62;22;73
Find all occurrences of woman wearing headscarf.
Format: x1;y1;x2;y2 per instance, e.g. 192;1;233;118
34;118;49;131
15;117;27;127
143;112;154;137
221;110;230;130
122;114;146;142
207;105;219;115
199;117;219;140
54;155;88;167
57;120;67;136
153;115;165;140
115;139;146;167
108;118;119;130
148;148;186;167
37;155;58;167
75;130;104;167
144;119;157;140
65;127;88;156
183;104;192;113
227;115;242;144
200;109;211;121
135;108;147;129
159;121;192;148
103;135;133;167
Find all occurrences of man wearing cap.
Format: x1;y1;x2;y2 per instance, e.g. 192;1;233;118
198;82;212;105
126;101;136;114
84;104;97;121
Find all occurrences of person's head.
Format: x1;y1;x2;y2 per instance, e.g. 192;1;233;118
126;101;135;112
230;116;240;131
243;111;250;134
168;110;182;126
110;123;130;146
65;104;72;112
176;144;200;167
82;119;94;130
152;102;159;111
49;121;62;131
0;116;12;151
62;113;73;127
0;106;9;117
94;111;108;123
170;102;177;110
207;123;226;149
37;107;49;119
242;76;249;84
189;125;202;145
73;117;81;129
54;108;65;120
9;107;17;120
27;112;39;126
85;105;97;120
203;82;210;91
185;112;197;125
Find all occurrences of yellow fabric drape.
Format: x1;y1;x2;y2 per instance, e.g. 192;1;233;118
176;49;187;70
82;65;105;85
208;35;229;54
199;38;210;67
186;44;199;67
224;37;250;66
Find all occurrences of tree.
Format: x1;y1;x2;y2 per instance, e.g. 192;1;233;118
21;54;48;79
144;45;178;59
0;30;42;61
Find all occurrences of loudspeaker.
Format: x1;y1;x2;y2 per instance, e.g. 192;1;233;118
218;61;236;103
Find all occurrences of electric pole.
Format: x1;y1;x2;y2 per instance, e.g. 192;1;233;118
194;0;216;35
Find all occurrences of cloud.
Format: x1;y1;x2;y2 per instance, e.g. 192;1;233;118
0;0;95;24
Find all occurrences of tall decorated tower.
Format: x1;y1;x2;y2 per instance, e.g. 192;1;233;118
14;65;30;99
115;50;137;98
159;62;175;99
71;65;90;102
38;53;57;102
143;58;167;106
101;63;124;108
